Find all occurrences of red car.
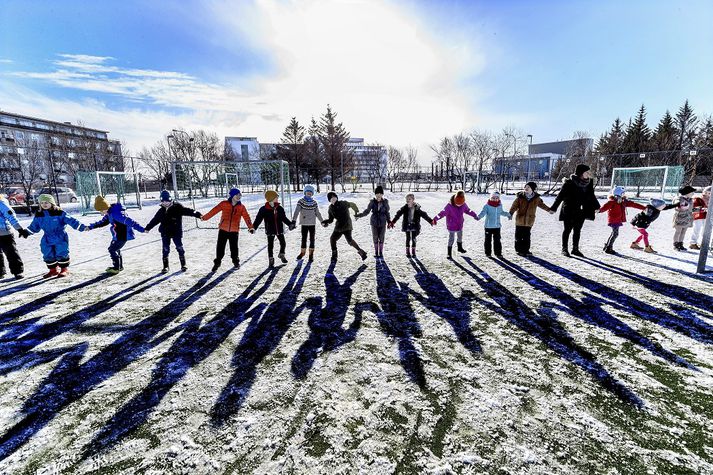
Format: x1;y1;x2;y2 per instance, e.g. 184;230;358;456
5;187;28;205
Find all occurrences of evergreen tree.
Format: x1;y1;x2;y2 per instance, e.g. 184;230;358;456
623;105;651;155
317;105;351;191
675;100;697;152
278;117;306;191
303;117;325;192
652;110;677;151
596;118;626;155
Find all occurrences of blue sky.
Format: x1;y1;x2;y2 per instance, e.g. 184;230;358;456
1;0;711;156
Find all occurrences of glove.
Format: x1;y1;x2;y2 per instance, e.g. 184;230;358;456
78;224;87;232
387;222;394;229
195;212;203;219
431;219;437;226
18;228;30;238
549;210;555;215
248;228;255;234
321;220;329;227
289;223;296;231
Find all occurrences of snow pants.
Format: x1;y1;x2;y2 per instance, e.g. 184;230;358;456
690;220;705;244
41;238;70;268
0;234;24;276
673;225;689;243
161;235;185;258
484;228;502;256
215;230;239;265
514;225;532;254
267;234;286;258
108;239;127;269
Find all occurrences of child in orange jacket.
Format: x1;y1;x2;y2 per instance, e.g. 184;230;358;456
201;188;254;271
598;186;645;255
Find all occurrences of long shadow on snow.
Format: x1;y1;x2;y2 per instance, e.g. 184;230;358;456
81;267;278;459
291;261;368;380
409;258;482;356
492;258;696;370
370;258;427;388
0;268;238;461
210;262;312;426
0;274;111;325
0;277;50;300
619;254;713;282
0;273;172;376
572;256;713;316
528;256;713;345
454;256;644;408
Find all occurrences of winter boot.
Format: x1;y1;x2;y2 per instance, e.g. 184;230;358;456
43;266;59;279
571;248;584;257
58;266;70;278
406;247;411;258
457;242;467;253
690;243;701;250
179;255;187;272
279;253;288;264
14;273;23;280
359;249;368;261
211;259;220;272
604;247;616;255
308;248;315;262
676;242;687;252
233;258;241;269
296;248;306;260
644;245;657;254
269;257;275;268
561;248;571;257
162;257;170;274
630;241;643;250
447;246;453;259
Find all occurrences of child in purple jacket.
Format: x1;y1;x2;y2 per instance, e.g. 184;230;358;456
433;190;480;259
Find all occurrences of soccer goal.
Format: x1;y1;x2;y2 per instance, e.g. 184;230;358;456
171;160;292;229
610;166;684;201
75;170;142;214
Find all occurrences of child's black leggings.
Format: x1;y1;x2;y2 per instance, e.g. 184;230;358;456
300;225;316;249
405;231;419;248
267;234;286;258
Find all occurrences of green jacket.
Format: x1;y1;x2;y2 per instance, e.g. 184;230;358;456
324;200;359;233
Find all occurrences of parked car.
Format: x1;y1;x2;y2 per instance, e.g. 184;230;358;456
4;187;28;205
34;186;78;204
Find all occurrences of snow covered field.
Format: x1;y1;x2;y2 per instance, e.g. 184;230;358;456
1;191;712;474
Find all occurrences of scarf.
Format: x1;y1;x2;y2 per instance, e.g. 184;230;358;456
572;175;590;190
487;199;500;207
525;191;534;201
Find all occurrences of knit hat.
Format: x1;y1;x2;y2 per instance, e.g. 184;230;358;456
94;195;110;212
612;186;626;197
375;185;384;195
453;190;466;206
575;164;590;177
327;191;338;202
304;184;315;195
265;190;279;202
228;188;241;200
159;190;172;202
490;191;500;200
38;194;56;206
649;198;666;208
525;181;537;191
678;185;696;196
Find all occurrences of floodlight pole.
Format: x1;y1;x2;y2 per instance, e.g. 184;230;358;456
697;176;713;274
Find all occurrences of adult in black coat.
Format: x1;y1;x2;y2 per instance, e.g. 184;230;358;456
550;164;600;257
144;191;202;272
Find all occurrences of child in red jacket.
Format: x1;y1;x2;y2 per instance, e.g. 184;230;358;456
689;186;710;250
598;186;645;255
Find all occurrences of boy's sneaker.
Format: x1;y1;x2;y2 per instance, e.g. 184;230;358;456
571;249;584;257
278;253;288;264
644;245;657;254
105;267;121;275
359;250;368;261
604;247;617;255
630;241;643;250
14;273;23;280
211;260;220;272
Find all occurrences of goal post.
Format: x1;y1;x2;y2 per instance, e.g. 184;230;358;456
171;160;292;230
75;170;142;214
610;166;684;201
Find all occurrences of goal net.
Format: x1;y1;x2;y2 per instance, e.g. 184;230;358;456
171;160;292;229
610;166;684;201
75;171;142;214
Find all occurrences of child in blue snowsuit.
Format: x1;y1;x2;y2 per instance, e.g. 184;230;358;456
87;195;145;274
26;194;86;278
477;191;512;257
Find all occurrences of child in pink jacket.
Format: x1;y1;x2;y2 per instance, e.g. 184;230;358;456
433;190;480;259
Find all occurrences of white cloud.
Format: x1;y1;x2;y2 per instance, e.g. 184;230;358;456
1;1;526;160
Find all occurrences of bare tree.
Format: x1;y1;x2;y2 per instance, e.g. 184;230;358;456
431;136;455;192
12;139;47;214
386;146;406;192
403;145;418;191
364;142;386;192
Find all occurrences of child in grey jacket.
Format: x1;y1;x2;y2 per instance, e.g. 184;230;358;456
477;192;512;257
291;185;323;261
356;185;391;258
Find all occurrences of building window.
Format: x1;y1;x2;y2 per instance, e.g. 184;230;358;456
241;144;249;161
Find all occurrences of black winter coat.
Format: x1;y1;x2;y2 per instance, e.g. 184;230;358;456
145;202;200;237
630;203;676;229
324;201;359;233
252;203;291;235
356;198;391;227
391;204;433;233
551;175;600;222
